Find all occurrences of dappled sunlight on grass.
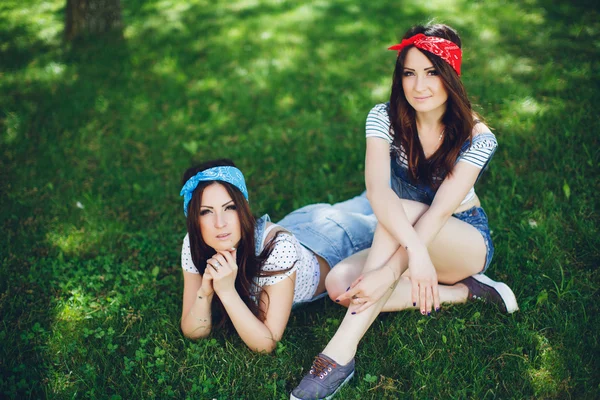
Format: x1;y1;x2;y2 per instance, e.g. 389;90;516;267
527;333;570;397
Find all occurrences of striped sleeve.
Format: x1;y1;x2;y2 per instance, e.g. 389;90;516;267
457;133;498;169
365;103;394;144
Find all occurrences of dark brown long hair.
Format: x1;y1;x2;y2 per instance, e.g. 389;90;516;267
182;159;291;329
389;23;478;186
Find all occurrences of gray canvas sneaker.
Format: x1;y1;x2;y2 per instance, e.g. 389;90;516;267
459;274;519;313
290;353;355;400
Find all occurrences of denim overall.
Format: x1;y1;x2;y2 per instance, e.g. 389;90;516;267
390;133;497;272
254;192;378;305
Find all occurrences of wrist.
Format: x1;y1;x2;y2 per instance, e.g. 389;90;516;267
196;291;214;301
215;287;238;303
405;242;426;256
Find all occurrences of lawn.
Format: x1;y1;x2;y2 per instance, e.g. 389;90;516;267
1;0;598;398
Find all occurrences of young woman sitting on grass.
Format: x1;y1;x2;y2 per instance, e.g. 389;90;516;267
291;23;519;399
179;159;377;352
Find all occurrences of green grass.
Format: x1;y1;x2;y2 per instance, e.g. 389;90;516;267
1;0;598;398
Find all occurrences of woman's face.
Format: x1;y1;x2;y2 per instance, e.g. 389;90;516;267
199;183;242;252
401;47;449;117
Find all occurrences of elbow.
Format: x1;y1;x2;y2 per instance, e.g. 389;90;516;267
250;343;276;354
366;186;377;204
181;324;211;340
249;338;279;354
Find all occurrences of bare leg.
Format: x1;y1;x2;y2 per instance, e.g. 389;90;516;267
326;249;469;311
320;199;486;364
321;223;407;365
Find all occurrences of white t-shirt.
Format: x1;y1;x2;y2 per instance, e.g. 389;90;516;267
181;223;320;304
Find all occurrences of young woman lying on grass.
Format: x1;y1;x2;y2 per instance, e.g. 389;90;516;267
179;159;377;352
291;23;519;400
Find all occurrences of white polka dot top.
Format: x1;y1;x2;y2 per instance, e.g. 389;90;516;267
180;223;321;305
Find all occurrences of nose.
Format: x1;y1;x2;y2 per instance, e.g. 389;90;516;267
214;212;227;229
414;74;426;92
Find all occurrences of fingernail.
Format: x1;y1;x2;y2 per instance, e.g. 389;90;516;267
421;310;425;315
335;299;340;303
413;302;416;307
346;287;350;292
351;312;356;315
435;307;440;312
427;312;431;316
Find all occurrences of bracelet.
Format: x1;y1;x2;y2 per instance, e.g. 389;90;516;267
384;264;398;287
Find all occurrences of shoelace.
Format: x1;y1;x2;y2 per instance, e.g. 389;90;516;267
309;355;337;377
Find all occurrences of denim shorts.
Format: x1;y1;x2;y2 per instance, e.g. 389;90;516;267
275;191;377;270
452;206;494;273
391;159;494;273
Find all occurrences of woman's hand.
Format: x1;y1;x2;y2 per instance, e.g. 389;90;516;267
197;270;214;299
407;247;440;314
206;248;238;296
336;265;397;314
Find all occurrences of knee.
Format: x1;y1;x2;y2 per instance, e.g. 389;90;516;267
325;268;350;301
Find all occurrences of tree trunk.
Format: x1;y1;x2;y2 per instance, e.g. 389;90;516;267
65;0;123;41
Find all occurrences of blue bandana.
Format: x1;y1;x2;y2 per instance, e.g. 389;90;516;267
180;166;249;216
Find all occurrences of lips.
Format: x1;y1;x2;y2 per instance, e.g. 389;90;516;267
216;233;231;240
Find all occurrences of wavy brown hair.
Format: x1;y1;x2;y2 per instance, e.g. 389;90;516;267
182;159;292;329
389;23;479;186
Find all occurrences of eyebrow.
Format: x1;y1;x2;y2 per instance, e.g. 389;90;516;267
403;66;436;71
200;200;234;209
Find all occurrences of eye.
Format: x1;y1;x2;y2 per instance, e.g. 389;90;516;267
427;70;439;76
200;209;212;216
402;71;414;77
225;204;237;211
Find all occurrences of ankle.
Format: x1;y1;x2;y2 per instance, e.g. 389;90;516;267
322;345;356;365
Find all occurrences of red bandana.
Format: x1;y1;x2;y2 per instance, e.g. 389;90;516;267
388;33;462;76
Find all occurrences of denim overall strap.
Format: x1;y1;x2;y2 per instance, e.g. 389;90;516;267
254;214;271;256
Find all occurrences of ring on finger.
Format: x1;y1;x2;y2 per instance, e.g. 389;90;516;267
212;260;222;270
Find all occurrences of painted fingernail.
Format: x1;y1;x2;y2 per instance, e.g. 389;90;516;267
435;307;441;312
427;312;431;316
413;302;416;307
346;287;350;292
335;299;340;303
351;312;356;315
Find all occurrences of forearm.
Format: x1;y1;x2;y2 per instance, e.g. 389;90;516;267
181;294;213;339
218;291;279;353
413;207;452;248
367;186;424;251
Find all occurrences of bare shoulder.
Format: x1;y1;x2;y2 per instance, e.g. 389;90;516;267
472;118;492;137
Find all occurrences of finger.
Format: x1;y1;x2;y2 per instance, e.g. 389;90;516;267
426;284;433;315
338;285;360;302
354;300;374;314
432;281;441;312
207;260;219;273
350;275;364;289
419;282;427;315
411;278;419;309
219;250;235;265
212;253;228;267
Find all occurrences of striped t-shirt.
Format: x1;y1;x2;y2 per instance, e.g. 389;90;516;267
365;103;497;205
